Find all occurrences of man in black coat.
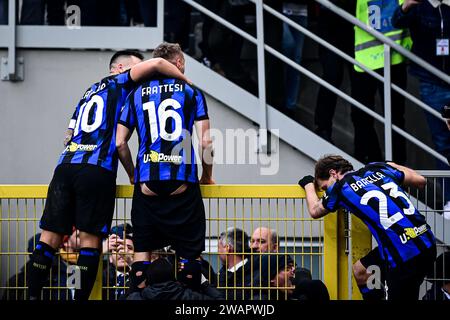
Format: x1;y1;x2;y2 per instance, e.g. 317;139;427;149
127;257;223;300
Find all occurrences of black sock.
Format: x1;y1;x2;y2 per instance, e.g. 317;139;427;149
177;258;202;291
74;247;101;301
27;241;56;300
129;261;151;293
358;284;384;300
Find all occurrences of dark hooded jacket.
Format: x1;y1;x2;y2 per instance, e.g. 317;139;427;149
127;281;224;300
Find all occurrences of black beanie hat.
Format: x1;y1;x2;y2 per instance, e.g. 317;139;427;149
146;258;176;285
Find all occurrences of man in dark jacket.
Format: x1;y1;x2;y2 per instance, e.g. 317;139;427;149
217;227;255;300
252;254;295;300
3;230;80;301
127;258;223;300
392;0;450;217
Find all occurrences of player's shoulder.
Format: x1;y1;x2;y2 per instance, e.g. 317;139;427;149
79;76;109;101
365;161;400;174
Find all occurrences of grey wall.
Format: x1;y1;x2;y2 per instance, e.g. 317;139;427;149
0;49;314;185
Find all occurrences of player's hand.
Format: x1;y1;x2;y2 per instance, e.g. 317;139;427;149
129;175;135;185
402;0;421;13
298;175;315;189
106;234;123;253
200;176;215;185
63;129;73;146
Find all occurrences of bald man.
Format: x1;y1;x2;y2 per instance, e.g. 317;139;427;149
250;227;278;253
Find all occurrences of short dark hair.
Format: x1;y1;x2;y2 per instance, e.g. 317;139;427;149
146;258;176;285
109;50;144;69
153;42;183;61
219;227;250;254
314;155;354;181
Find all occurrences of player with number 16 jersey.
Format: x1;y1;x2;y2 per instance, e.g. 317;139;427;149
28;50;190;301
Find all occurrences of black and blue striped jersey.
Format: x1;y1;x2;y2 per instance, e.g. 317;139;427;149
58;70;135;173
322;162;435;268
118;78;208;184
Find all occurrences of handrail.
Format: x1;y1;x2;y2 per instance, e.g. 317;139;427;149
259;1;444;122
258;0;447;163
315;0;450;85
181;0;448;164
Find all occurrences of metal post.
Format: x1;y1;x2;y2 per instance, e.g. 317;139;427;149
255;0;268;153
157;0;164;39
383;44;393;161
7;0;15;77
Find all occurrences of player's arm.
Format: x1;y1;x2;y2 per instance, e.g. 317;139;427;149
298;176;330;219
195;119;214;185
387;162;427;188
63;128;74;146
63;104;79;146
116;124;135;184
130;57;192;84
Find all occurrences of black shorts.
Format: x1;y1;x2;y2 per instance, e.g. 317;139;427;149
131;181;206;259
359;245;436;300
40;164;116;237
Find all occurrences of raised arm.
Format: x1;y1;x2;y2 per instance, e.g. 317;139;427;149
130;57;192;84
387;162;426;189
116;124;135;184
298;176;330;219
195;119;214;185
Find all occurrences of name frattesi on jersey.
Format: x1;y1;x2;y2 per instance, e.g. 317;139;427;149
141;83;185;97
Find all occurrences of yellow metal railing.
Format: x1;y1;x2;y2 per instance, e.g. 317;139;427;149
0;184;371;300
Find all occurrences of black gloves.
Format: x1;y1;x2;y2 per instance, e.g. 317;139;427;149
298;175;314;189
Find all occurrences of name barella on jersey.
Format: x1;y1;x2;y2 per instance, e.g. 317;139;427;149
119;78;208;183
58;71;135;173
322;162;435;268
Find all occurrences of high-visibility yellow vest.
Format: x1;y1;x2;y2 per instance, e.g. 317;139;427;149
354;0;412;72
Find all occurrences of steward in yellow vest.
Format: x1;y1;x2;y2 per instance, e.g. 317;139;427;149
354;0;412;71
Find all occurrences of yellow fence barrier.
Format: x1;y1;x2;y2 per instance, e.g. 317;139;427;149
0;185;371;300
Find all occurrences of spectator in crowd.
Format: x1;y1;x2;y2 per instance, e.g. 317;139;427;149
282;0;308;118
136;0;157;27
314;0;356;142
264;0;286;111
290;266;330;300
253;254;295;300
20;0;64;25
3;229;80;300
201;1;257;94
351;0;410;164
127;257;223;300
2;234;42;300
250;227;297;272
0;0;7;24
165;0;192;50
102;223;134;300
392;0;450;216
423;251;450;301
250;227;279;253
217;227;253;300
292;279;330;301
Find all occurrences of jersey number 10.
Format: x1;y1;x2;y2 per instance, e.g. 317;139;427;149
73;95;104;136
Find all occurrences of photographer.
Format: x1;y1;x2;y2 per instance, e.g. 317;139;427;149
102;224;134;300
